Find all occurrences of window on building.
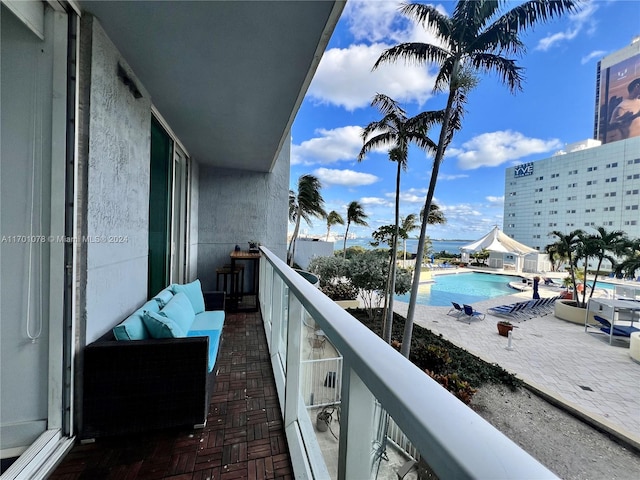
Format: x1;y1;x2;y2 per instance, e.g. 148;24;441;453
605;162;617;168
568;169;578;175
548;223;557;227
550;185;559;190
568;183;577;188
586;194;597;199
605;177;617;183
535;176;544;181
603;206;616;211
509;191;517;196
535;187;543;192
535;199;542;204
588;166;598;171
566;209;576;214
567;196;577;201
566;223;574;227
551;173;560;178
586;180;597;185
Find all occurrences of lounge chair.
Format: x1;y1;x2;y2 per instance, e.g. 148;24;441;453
461;304;485;323
488;301;527;321
447;302;464;317
593;315;640;337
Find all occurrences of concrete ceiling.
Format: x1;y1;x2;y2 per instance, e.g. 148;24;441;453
79;1;343;172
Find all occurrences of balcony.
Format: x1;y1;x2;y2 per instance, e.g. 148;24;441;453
51;247;555;479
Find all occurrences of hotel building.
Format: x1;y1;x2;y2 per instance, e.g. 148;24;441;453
504;37;640;253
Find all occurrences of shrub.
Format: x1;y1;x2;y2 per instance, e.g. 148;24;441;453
308;256;349;287
320;281;358;301
425;370;478;404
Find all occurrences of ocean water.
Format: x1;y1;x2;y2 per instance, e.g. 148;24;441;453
334;238;469;255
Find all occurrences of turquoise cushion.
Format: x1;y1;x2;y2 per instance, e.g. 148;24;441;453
170;279;205;314
153;288;174;308
142;310;186;338
113;300;158;340
160;292;195;334
187;329;221;372
191;311;225;331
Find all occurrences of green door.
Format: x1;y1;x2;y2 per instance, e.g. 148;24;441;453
148;117;172;297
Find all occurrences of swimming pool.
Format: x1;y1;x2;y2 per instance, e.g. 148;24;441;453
394;272;524;307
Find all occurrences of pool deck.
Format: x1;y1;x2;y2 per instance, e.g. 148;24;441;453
394;272;640;451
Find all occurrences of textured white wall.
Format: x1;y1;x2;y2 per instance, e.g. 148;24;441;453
188;160;199;281
83;19;152;343
197;140;290;290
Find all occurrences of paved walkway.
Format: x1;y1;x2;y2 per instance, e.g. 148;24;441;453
394;282;640;449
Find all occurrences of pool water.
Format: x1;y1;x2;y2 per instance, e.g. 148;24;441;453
395;272;524;307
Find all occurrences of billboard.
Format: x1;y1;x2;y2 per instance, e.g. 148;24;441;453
597;53;640;144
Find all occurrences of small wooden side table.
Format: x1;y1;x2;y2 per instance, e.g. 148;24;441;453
229;250;261;312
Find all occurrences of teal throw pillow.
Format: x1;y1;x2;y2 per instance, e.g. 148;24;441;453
170;279;205;314
153;288;174;308
142;310;186;338
160;291;196;334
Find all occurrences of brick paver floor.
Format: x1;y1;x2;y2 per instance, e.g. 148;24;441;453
50;311;292;480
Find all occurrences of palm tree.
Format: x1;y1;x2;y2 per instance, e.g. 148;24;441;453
343;201;368;259
288;174;326;266
420;203;446;226
400;214;419;262
548;229;583;305
359;94;439;343
616;238;640;279
584;227;627;301
325;211;345;241
375;0;577;358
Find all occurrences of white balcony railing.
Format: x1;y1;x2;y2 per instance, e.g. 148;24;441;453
258;246;557;480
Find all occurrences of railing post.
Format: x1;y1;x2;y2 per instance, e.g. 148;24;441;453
284;296;303;429
337;365;375;480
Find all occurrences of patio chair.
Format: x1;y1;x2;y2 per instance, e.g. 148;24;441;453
461;304;485;323
447;302;464;317
593;315;640;337
488;301;527;321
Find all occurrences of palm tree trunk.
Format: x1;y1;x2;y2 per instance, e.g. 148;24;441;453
343;222;350;259
384;161;402;344
401;84;456;358
288;207;303;267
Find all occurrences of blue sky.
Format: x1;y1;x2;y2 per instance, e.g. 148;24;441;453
289;0;640;240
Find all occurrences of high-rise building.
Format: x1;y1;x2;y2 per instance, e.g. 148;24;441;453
594;36;640;144
503;38;640;253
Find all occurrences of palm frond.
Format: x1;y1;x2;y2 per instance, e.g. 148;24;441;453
497;0;579;33
371;93;406;118
374;42;449;70
470;53;524;92
400;3;452;40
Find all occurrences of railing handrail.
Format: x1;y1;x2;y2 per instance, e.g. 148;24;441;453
261;247;557;479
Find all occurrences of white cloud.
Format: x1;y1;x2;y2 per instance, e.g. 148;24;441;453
291;126;363;165
438;173;469;181
581;50;606;65
449;130;562;170
313;168;380;187
535;0;598;51
308;43;437;111
344;0;449;44
486;196;504;206
360;196;391;207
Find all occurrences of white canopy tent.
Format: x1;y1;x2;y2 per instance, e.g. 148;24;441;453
460;226;538;272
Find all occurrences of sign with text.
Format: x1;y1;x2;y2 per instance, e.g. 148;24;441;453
514;162;534;178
